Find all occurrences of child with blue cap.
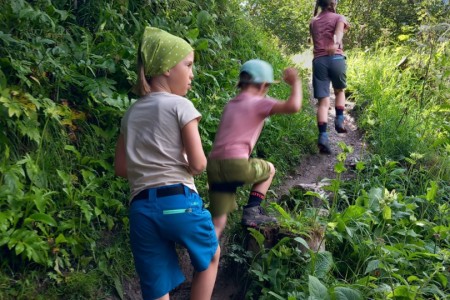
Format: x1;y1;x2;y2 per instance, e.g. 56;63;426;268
114;26;220;300
207;59;303;239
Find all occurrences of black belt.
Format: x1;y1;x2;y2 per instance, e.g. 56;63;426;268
133;184;196;202
209;181;244;193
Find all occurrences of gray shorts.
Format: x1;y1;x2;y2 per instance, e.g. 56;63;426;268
312;55;347;99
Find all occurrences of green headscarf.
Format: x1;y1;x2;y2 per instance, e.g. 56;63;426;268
140;26;194;77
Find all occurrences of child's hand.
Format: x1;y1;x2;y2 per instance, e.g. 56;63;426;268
283;68;300;86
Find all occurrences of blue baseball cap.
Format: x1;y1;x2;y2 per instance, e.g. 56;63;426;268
239;59;278;84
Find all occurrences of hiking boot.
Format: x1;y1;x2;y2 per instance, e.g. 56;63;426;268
335;115;347;133
318;133;332;154
242;206;277;227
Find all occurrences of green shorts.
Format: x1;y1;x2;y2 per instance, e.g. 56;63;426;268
206;158;271;217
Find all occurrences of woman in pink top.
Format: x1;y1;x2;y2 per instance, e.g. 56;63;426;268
310;0;350;154
207;59;303;239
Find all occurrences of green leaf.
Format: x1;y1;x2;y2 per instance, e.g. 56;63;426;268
382;206;392;220
355;161;365;171
305;191;322;198
390;285;413;297
27;213;57;227
436;273;448;288
0;31;18;45
271;202;290;219
309;251;333;278
334;161;347;174
195;39;209;51
94;207;102;217
0;231;11;246
308;275;330;300
113;275;124;300
78;200;93;223
248;228;265;250
398;34;410;41
294;237;310;250
197;10;212;27
426;181;438;203
341;206;366;223
407;276;420;283
15;242;25;255
333;287;363;300
365;260;381;274
55;234;67;245
186;28;199;42
368;187;383;211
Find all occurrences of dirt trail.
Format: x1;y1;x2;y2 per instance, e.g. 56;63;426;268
121;51;366;300
275;89;365;198
275;50;365;196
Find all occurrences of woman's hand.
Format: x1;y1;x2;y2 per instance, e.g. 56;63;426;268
327;43;338;56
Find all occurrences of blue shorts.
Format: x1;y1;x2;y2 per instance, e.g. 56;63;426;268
312;55;347;99
129;184;218;299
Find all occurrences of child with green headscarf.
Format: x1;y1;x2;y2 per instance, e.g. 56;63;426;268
114;26;220;300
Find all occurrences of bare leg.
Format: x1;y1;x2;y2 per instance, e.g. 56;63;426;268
213;214;227;240
317;96;330;123
190;246;221;300
156;294;169;300
250;162;275;194
334;88;345;108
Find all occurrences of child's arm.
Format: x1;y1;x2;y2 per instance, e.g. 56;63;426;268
182;118;207;175
270;68;302;115
114;133;128;178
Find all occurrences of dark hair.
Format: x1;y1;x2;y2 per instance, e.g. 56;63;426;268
237;71;269;89
314;0;336;16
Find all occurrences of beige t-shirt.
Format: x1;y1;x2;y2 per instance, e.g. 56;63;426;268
121;92;201;199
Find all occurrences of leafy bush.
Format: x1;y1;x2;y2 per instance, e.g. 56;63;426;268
0;0;315;297
347;42;449;180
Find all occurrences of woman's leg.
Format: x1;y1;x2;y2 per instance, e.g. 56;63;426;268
317;96;330;124
317;97;332;154
334;88;347;133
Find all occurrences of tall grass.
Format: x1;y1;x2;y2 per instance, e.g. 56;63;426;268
347;46;450;180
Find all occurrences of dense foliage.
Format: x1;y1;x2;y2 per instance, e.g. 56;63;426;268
242;0;315;54
1;0;449;299
338;0;450;48
243;0;449;52
241;145;449;299
0;0;315;298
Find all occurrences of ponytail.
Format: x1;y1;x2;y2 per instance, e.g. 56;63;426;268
134;42;152;97
313;0;319;16
314;0;336;16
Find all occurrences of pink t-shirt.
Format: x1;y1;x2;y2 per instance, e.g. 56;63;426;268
310;11;349;58
209;92;277;159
